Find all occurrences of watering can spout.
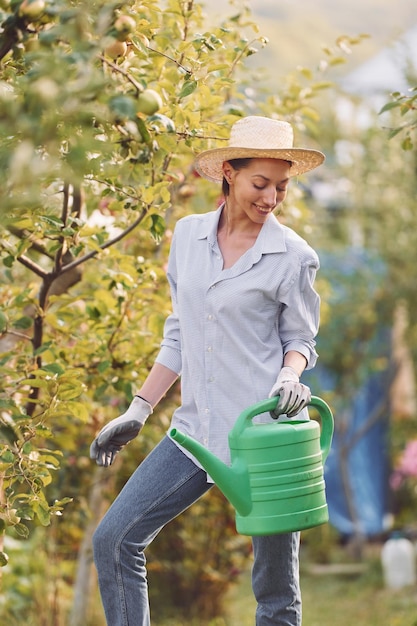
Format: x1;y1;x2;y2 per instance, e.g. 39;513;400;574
170;428;252;517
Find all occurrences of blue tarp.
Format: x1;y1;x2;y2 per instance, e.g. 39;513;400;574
322;369;389;536
303;249;390;537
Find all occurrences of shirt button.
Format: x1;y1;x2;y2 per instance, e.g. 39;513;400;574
204;408;210;414
207;345;212;352
207;314;213;321
208;377;215;383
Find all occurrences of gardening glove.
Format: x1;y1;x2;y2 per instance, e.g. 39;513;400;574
90;396;152;467
268;366;311;419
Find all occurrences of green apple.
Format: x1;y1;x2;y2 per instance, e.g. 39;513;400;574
114;15;136;41
31;77;59;101
104;38;128;59
19;0;45;19
137;89;162;116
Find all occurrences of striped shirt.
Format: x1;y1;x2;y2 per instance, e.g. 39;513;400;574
155;205;320;468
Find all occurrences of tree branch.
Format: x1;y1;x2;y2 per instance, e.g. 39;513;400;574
60;207;149;275
227;37;262;79
7;226;54;259
16;254;48;278
144;46;192;75
0;16;20;62
1;329;32;342
53;182;70;275
98;54;145;94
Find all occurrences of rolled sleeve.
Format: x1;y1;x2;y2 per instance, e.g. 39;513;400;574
155;313;182;374
279;256;320;369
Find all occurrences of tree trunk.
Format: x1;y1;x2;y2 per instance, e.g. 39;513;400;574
69;468;111;626
0;473;4;584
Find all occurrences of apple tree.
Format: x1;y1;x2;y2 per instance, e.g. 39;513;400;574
0;0;272;619
0;0;360;621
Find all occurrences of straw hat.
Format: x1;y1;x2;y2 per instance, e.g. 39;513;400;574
194;116;325;182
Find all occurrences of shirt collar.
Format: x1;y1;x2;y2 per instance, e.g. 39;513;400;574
197;204;287;254
196;205;223;247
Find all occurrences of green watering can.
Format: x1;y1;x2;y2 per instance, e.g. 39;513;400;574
170;396;334;536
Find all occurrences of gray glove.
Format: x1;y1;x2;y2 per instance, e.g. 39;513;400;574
268;366;311;418
90;396;152;467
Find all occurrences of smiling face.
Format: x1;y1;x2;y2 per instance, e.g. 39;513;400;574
222;158;291;225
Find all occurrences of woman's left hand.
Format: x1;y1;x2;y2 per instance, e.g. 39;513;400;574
268;366;311;418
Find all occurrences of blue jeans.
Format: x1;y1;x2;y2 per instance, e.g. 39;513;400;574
93;436;301;625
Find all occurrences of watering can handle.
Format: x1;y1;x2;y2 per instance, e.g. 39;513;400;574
231;396;334;463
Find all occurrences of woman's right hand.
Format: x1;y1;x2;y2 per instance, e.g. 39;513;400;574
89;396;153;467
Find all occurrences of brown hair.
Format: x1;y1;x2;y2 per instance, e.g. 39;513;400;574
221;158;253;197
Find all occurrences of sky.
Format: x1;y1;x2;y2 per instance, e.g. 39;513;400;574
204;0;417;87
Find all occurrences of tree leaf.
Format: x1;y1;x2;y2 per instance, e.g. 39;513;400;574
13;523;30;538
179;80;197;99
109;95;137;120
148;113;176;132
0;311;8;332
13;316;33;330
33;501;51;527
42;363;65;376
379;101;401;114
401;135;413;151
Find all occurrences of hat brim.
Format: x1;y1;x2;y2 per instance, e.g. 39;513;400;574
194;147;325;183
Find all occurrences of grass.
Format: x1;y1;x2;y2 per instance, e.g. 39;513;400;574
225;563;417;626
84;539;417;626
302;572;417;626
154;546;417;626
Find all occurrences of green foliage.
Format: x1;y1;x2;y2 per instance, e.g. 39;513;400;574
267;34;369;132
308;94;417;536
379;87;417;150
0;524;77;624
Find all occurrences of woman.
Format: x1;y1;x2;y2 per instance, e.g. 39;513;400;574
90;116;325;626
